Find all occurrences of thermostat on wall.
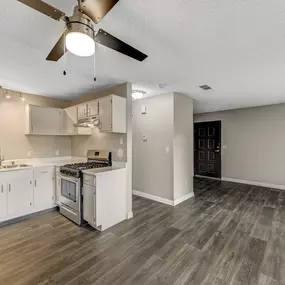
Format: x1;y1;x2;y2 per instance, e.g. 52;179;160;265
141;105;147;114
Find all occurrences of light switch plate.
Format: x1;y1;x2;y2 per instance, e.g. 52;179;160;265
118;149;123;158
141;105;147;114
56;150;60;156
120;137;123;145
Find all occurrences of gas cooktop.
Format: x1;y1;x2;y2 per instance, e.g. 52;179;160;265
60;162;110;178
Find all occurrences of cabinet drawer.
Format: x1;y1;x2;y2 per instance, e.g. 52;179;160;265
83;175;96;187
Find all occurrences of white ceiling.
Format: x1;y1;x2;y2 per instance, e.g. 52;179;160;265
1;0;285;113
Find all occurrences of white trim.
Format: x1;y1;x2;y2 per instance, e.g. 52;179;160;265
133;190;194;206
133;190;174;206
127;211;133;219
195;175;221;181
222;177;285;190
173;192;194;206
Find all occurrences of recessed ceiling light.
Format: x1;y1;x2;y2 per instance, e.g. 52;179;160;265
132;90;146;100
199;85;212;91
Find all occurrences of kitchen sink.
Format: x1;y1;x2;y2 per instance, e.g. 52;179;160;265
0;164;32;169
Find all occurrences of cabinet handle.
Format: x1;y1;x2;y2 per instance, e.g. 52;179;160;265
1;185;3;194
8;184;11;192
35;180;37;187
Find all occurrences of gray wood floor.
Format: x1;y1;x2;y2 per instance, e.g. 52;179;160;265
0;178;285;285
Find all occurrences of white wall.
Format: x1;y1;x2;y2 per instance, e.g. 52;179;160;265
133;93;194;202
173;93;194;200
194;103;285;187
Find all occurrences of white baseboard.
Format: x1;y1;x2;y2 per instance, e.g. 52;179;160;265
195;175;221;181
127;211;133;219
173;192;194;206
133;190;174;206
222;177;285;190
133;190;194;206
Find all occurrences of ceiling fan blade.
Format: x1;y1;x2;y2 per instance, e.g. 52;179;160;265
95;29;148;62
80;0;119;23
46;33;66;62
17;0;65;21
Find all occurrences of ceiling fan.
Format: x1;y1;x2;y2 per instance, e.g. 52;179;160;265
17;0;148;62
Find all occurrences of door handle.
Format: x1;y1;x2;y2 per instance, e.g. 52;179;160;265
215;150;220;153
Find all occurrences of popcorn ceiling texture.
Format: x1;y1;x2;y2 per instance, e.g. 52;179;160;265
1;0;285;113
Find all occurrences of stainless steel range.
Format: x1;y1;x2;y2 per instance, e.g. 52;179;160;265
59;150;112;225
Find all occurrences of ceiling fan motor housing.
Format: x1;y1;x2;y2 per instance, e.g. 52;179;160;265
66;10;95;39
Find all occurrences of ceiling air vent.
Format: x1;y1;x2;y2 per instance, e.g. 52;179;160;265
199;85;212;91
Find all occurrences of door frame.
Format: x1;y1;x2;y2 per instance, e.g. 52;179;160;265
194;120;222;179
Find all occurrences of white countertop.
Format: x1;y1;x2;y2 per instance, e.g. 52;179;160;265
0;157;86;173
82;165;126;176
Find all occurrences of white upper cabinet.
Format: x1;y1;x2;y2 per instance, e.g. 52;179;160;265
99;95;126;133
33;167;55;210
78;104;88;119
25;105;63;135
88;100;99;116
78;100;99;118
64;106;91;136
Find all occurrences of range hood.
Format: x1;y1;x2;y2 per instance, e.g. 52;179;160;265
74;116;101;129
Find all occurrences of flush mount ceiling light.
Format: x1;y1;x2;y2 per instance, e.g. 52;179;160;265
132;90;146;100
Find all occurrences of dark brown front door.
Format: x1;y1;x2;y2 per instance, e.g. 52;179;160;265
194;121;221;178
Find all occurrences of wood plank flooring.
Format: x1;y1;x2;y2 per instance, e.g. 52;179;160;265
1;177;285;284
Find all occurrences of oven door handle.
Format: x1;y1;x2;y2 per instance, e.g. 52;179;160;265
60;174;80;183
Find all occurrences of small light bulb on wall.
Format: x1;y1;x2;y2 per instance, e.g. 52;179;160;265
5;89;11;99
20;94;26;101
132;90;146;100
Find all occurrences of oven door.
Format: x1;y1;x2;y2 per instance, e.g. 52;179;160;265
60;174;80;212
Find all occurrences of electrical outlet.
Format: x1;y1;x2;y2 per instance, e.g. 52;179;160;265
165;146;169;154
56;150;60;156
118;149;123;158
27;151;32;157
120;137;123;145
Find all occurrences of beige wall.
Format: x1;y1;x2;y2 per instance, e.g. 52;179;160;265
133;93;194;201
0;89;71;159
69;83;129;162
194;104;285;187
173;93;194;200
133;93;174;200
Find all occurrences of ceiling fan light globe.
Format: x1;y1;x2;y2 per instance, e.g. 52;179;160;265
66;32;95;57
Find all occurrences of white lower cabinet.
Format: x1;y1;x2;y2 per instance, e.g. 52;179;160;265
83;183;96;227
34;167;55;210
0;167;56;222
7;170;34;216
55;174;61;206
0;179;7;218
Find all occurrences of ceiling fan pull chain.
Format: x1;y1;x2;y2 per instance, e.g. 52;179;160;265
63;32;67;76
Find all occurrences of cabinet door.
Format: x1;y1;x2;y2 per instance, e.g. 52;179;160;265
88;100;99;116
83;184;96;226
64;106;77;135
31;106;61;134
55;174;61;206
78;104;88;119
8;170;33;216
0;182;7;218
99;96;112;132
34;167;55;210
